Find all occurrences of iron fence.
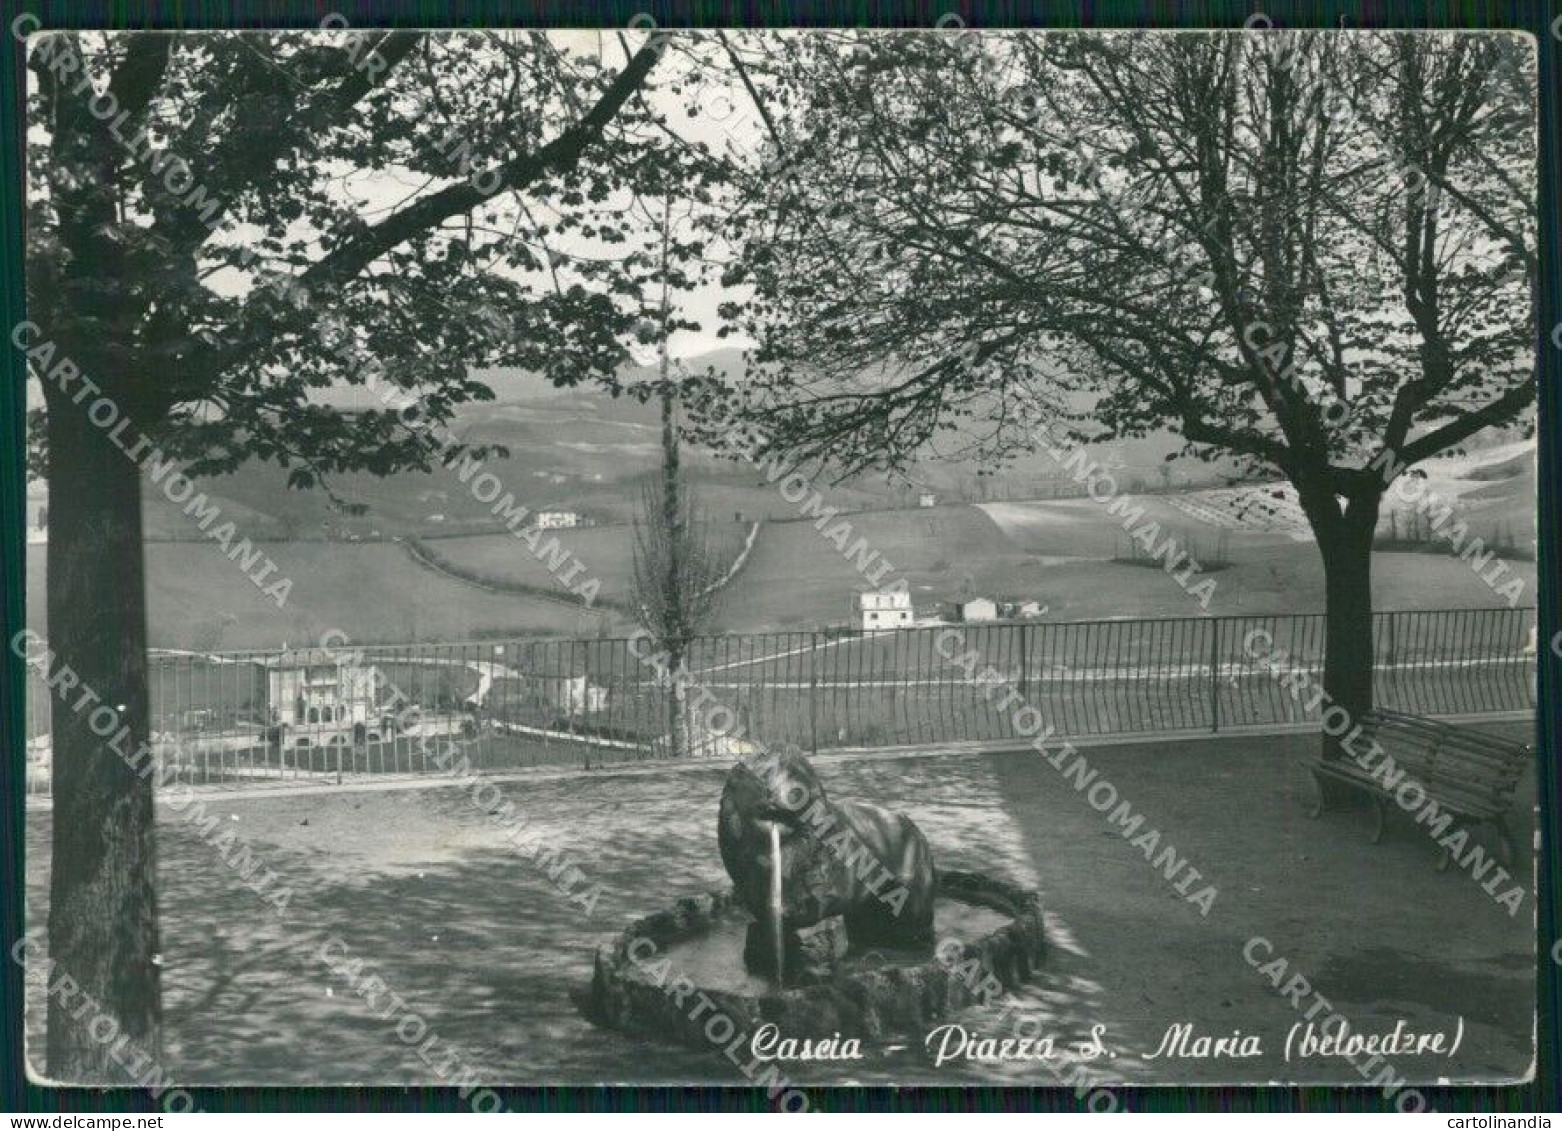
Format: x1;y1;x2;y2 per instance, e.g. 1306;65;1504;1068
22;606;1536;796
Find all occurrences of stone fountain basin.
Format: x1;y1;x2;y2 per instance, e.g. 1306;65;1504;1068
579;870;1044;1047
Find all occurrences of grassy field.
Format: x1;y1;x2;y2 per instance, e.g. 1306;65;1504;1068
25;541;627;651
422;520;752;606
711;498;1534;632
25;431;1535;649
130;386;891;540
25;504;1534;649
706;504;1029;630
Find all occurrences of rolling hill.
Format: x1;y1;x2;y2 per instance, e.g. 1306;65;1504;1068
23;352;1535;648
78;346;1248;544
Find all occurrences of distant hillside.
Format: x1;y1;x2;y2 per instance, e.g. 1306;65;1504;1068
28;477;1535;649
465;347;752;405
39;347;1350;546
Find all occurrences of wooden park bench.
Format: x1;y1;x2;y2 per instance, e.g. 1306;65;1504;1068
1307;708;1530;869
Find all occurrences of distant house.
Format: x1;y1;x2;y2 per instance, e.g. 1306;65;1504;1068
535;510;582;530
265;648;381;749
532;672;606;714
918;491;937;508
856;590;914;632
956;597;998;623
500;654;608;717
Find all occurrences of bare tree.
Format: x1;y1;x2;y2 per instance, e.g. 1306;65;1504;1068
632;201;723;756
632;417;724;756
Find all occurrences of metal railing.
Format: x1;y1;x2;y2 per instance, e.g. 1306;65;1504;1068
22;607;1535;796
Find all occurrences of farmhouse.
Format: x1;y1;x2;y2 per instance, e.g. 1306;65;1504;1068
857;590;914;632
535;510;582;529
492;650;609;718
956;598;999;623
918;492;937;508
266;648;381;750
535;672;607;714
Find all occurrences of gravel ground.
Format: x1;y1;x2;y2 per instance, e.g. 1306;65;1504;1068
23;723;1534;1089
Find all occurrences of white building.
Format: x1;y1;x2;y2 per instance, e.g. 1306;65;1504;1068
856;590;914;632
532;672;607;714
957;597;998;623
535;510;582;529
918;492;937;508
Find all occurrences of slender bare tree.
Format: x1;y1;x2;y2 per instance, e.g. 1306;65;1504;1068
632;200;723;756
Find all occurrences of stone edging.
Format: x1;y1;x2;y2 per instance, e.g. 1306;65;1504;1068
579;869;1045;1048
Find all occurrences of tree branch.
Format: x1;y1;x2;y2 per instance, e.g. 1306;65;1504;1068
1394;379;1536;466
175;34;667;401
294;35;665;295
106;34;174;135
154;31;424;251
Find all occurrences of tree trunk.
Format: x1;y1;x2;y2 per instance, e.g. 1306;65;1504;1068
660;386;687;759
43;393;162;1079
666;644;686;759
1316;496;1381;761
651;196;689;760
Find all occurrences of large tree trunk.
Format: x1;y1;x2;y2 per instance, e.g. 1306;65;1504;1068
43;390;161;1079
1314;494;1382;761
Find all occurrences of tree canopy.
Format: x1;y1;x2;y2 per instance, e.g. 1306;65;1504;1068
25;28;728;489
717;31;1536;499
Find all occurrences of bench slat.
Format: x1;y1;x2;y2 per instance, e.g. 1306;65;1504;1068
1321;710;1528;823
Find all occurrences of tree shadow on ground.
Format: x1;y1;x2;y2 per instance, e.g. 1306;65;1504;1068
25;727;1531;1086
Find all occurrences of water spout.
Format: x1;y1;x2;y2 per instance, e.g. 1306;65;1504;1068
767;820;785;987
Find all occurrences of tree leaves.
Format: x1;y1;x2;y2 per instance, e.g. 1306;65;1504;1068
712;31;1535;507
27;29;696;497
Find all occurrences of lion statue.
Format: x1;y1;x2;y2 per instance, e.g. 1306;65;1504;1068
718;746;936;974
